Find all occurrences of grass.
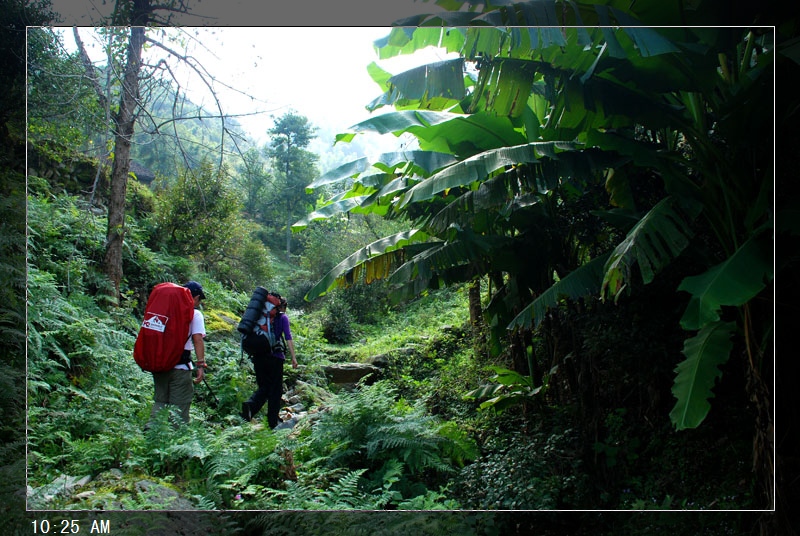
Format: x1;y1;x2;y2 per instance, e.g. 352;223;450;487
346;287;470;362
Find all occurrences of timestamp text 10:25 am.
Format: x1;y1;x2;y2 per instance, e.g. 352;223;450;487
31;519;111;534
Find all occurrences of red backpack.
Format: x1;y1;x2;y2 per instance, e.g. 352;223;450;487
134;282;195;372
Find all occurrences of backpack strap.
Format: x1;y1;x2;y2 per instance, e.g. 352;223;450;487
271;312;287;353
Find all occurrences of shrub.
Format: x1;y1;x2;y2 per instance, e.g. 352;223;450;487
320;291;356;344
454;412;588;510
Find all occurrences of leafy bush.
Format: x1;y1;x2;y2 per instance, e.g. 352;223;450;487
319;291;356;344
454;412;588;510
339;279;391;324
294;381;477;507
126;177;156;218
27;193;107;294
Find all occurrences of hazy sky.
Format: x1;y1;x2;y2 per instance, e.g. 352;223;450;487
63;26;457;159
179;27;456;144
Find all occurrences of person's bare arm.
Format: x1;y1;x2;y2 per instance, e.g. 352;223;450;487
287;339;297;369
193;332;206;383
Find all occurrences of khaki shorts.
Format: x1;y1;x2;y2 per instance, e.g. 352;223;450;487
150;368;194;423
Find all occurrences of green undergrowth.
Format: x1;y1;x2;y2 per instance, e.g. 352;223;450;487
25;204;483;510
24;183;759;521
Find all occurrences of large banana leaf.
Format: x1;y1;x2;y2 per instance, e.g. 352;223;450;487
467;58;541;117
611;9;681;57
602;196;702;302
384;7;680;61
338;110;527;156
425;170;523;235
337;110;462;139
669;320;735;430
374;26;466;60
508;252;611;331
678;233;773;331
389;228;500;286
308;150;458;189
367;58;466;112
304;230;430;301
292;197;370;231
399;141;579;208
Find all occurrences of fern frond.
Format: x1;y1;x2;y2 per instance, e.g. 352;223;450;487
324;468;369;509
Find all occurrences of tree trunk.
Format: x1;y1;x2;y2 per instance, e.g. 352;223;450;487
285;207;292;261
103;23;146;303
468;279;486;361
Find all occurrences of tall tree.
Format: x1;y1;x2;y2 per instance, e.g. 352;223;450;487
267;111;318;260
104;18;147;302
235;147;271;219
71;2;255;303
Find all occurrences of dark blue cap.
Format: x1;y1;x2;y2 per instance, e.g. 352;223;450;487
184;281;206;299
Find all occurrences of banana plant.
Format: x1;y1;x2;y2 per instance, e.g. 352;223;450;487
299;4;774;441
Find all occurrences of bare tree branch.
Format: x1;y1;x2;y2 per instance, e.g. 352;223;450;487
72;27;107;110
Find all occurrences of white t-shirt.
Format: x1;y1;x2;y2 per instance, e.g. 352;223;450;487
175;309;206;370
184;309;206;350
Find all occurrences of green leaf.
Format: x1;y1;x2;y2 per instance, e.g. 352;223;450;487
399;141;579;208
468;58;540;117
374;27;460;60
343;110;527;156
309;151;457;189
366;61;393;92
309;158;373;189
304;230;430;301
508;252;611;330
388;230;493;288
486;366;534;388
345;110;452;135
465;364;542;414
670;321;735;430
291;197;370;231
678;234;773;331
367;59;466;112
602;196;702;301
613;10;680;57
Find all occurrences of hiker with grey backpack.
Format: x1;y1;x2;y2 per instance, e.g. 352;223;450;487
238;288;297;428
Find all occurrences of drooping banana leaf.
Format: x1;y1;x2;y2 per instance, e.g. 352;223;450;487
399;141;579;208
508;252;611;331
308;150;457;189
517;2;565;47
340;110;459;137
602;196;702;302
388;228;497;285
291;197;371;231
678;233;773;331
367;58;466;112
425;171;518;235
366;61;393;93
304;229;430;301
612;9;680;57
339;110;527;156
374;26;466;60
669;320;735;430
467;58;540;117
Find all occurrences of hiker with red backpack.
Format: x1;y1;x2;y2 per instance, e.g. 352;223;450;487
136;281;208;426
239;290;297;428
